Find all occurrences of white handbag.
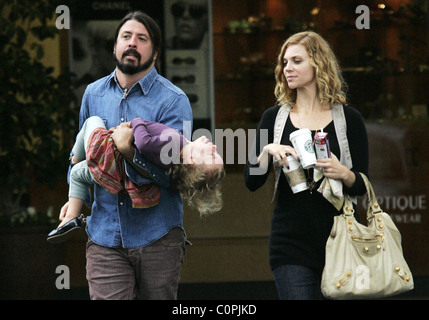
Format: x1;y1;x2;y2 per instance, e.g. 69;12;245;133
321;173;414;299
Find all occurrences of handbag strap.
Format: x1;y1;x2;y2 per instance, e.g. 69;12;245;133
272;104;291;202
343;173;383;221
360;173;383;218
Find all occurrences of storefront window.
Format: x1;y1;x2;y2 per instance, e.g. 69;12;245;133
213;0;429;275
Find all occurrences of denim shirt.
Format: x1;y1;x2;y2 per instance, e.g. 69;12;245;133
76;67;193;248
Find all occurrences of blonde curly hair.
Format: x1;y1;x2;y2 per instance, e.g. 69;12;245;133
169;163;225;217
274;31;347;107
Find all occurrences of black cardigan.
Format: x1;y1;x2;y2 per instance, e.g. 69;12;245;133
244;105;369;272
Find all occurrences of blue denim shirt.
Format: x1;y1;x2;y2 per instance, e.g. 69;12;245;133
76;67;193;248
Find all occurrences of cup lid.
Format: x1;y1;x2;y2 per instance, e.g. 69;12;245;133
289;128;311;140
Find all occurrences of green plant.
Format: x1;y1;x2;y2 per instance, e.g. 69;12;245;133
0;1;76;225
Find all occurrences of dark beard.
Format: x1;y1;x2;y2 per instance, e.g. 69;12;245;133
113;48;155;75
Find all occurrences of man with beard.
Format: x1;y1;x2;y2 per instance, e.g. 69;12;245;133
62;11;193;299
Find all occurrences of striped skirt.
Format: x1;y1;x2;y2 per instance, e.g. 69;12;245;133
86;128;160;208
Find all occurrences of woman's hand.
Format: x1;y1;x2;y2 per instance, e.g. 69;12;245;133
315;153;356;187
258;143;298;169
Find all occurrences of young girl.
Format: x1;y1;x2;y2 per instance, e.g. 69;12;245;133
48;116;225;243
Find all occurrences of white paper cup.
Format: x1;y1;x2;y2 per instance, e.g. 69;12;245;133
289;128;316;169
282;156;308;193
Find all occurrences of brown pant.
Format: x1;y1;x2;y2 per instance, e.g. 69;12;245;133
86;227;185;300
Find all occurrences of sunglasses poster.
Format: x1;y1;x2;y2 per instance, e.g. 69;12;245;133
164;0;213;124
164;0;209;50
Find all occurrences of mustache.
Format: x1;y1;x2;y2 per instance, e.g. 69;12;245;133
122;49;141;61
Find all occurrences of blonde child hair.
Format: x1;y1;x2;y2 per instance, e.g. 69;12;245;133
170;163;226;216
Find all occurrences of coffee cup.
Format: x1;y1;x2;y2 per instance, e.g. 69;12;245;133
282;156;308;193
289;128;317;169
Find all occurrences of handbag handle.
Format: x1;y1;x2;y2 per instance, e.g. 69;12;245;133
360;173;383;220
343;173;383;222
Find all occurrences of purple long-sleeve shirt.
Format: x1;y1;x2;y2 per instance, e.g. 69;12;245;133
130;118;189;170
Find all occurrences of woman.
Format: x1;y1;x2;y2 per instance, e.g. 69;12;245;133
244;31;369;299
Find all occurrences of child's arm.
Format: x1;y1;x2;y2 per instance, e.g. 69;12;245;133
112;120;176;168
130;119;184;169
111;122;167;183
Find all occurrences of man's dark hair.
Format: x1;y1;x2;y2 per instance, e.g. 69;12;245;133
114;11;163;70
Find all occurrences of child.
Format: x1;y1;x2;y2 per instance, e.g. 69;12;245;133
47;116;225;243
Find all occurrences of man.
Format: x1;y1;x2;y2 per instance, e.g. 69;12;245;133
62;11;192;299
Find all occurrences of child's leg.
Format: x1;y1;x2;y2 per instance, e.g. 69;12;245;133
58;197;85;227
71;116;106;161
58;161;96;227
